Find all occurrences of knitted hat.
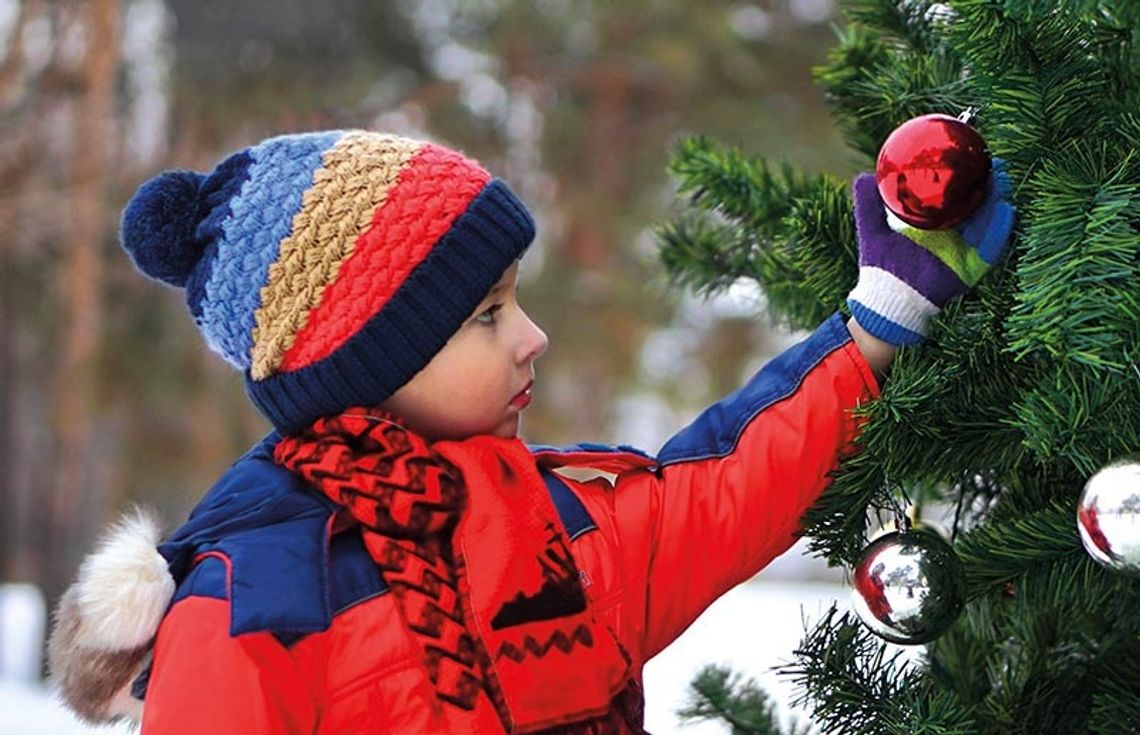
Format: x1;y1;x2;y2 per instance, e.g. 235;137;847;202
120;130;535;433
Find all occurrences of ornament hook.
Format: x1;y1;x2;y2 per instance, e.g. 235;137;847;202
881;471;913;533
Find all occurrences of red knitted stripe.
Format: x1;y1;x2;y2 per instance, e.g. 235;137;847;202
280;144;491;372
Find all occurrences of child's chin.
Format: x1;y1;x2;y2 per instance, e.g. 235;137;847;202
491;417;521;439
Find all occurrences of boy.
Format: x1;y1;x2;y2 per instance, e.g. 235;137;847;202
48;130;1012;733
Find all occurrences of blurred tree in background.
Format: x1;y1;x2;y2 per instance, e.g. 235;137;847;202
0;0;847;628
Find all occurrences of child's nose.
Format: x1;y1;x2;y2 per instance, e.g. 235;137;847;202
518;313;548;364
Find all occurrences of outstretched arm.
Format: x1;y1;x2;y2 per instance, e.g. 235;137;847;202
619;165;1015;660
616;314;879;660
847;317;896;384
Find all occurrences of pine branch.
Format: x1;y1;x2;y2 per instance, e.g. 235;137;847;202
666;135;806;233
1005;141;1140;372
954;499;1083;599
924;608;999;721
873;321;1026;467
658;137;857;330
926;544;1140;735
679;664;804;735
779;607;978;735
812;24;892;159
814;10;969;161
1089;650;1140;734
657;213;760;297
657;135;807;303
843;0;945;52
967;559;1140;734
948;3;1133;167
1009;363;1140;477
778;177;859;329
780;607;917;730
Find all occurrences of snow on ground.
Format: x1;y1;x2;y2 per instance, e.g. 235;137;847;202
0;681;133;735
643;579;848;734
2;578;863;734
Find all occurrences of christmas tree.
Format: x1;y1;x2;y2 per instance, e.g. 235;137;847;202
658;1;1140;733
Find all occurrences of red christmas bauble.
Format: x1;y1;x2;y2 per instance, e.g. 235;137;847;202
875;113;992;230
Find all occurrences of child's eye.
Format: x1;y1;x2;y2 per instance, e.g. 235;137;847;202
474;303;503;325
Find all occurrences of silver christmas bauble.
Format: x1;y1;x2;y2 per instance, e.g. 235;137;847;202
1077;461;1140;573
850;526;966;645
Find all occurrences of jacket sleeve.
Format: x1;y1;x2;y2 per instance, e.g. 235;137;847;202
141;593;318;734
614;313;879;660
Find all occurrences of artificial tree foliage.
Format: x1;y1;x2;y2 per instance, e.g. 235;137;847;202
659;2;1140;732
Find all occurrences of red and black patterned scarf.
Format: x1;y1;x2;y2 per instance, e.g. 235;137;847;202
274;407;642;733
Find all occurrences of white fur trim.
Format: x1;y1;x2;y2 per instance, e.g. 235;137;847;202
74;509;174;651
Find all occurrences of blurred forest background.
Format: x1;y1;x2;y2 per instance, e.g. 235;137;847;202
0;0;853;618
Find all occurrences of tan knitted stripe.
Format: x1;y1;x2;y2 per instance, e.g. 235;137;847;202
250;132;421;380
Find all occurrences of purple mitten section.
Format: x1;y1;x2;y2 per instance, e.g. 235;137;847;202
852;174;969;307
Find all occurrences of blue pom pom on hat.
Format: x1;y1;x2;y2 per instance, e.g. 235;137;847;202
120;170;207;288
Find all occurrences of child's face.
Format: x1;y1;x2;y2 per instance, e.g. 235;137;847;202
380;262;548;442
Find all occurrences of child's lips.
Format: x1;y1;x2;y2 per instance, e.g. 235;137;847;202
510;381;534;410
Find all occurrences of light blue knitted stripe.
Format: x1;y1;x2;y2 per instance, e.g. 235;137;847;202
199;131;345;368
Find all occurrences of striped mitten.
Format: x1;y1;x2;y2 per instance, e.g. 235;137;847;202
847;161;1016;346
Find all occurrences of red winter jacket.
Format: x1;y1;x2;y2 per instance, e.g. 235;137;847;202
137;313;877;734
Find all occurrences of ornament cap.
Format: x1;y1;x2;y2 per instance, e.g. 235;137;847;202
957;107;979;125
